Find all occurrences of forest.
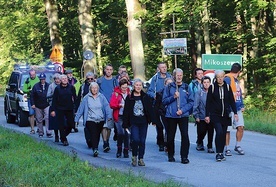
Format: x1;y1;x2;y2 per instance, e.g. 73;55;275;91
0;0;275;111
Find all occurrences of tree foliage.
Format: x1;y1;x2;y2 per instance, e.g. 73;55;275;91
0;0;275;110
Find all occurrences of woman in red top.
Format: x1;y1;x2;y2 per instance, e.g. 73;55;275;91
110;79;131;158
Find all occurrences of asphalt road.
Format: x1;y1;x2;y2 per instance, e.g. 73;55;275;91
1;97;275;187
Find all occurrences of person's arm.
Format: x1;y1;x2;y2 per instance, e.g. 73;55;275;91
74;96;85;123
30;85;35;106
162;84;175;106
103;96;112;120
147;75;157;99
193;91;200;119
122;96;131;128
205;85;213;123
109;92;121;110
228;86;237;114
75;85;82;111
180;86;194;115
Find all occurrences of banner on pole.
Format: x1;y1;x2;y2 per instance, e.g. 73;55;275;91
163;38;187;55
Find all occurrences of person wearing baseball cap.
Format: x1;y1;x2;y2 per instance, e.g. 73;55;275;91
30;72;52;138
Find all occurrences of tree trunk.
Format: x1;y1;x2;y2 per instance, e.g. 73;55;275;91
125;0;145;81
202;1;211;54
44;0;63;63
78;0;97;78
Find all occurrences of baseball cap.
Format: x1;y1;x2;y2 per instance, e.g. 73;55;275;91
39;73;46;80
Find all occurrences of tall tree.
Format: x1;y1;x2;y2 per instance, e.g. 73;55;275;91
125;0;146;80
78;0;97;77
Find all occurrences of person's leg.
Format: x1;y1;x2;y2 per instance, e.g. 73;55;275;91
160;115;168;147
207;122;215;152
34;108;44;136
64;110;74;137
196;120;207;151
44;106;52;137
155;110;164;151
130;124;139;166
57;110;66;144
123;129;130;158
28;99;35;133
115;117;124;157
178;117;190;163
102;127;110;152
213;121;224;154
138;123;148;160
225;130;232;156
166;118;177;161
234;110;245;154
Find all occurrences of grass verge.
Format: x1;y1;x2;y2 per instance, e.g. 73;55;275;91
0;127;181;187
244;109;276;135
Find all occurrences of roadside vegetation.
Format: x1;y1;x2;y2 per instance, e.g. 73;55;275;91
0;127;181;187
244;109;276;135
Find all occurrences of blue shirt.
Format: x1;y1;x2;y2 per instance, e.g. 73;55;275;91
97;76;118;102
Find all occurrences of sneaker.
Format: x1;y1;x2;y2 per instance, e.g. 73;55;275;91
181;158;190;164
74;128;78;133
103;143;110;153
221;154;226;161
39;134;43;138
216;153;222;162
168;156;175;162
131;156;137;166
93;149;99;157
159;145;165;152
225;149;232;156
207;148;215;153
138;159;145;166
234;146;245;155
196;144;205;151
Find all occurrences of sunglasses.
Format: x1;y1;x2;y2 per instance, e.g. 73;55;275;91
87;78;94;80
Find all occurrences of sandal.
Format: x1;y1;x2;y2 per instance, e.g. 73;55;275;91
30;130;35;134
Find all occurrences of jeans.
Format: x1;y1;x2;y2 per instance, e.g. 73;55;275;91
130;122;148;159
167;117;190;159
115;116;129;149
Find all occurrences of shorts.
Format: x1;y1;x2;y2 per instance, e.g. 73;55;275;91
28;99;35;116
103;119;114;129
231;110;244;129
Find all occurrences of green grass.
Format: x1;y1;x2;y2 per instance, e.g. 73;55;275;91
244;109;276;135
0;127;181;187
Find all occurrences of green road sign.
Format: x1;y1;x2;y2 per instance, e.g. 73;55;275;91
202;54;242;70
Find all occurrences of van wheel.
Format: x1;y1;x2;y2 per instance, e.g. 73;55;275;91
17;108;29;127
5;102;16;123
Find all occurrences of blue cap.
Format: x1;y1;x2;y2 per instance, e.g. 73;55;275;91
39;73;46;80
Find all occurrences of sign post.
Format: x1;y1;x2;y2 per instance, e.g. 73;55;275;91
160;14;189;69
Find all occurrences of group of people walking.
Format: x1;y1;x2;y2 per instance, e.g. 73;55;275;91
23;62;245;166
